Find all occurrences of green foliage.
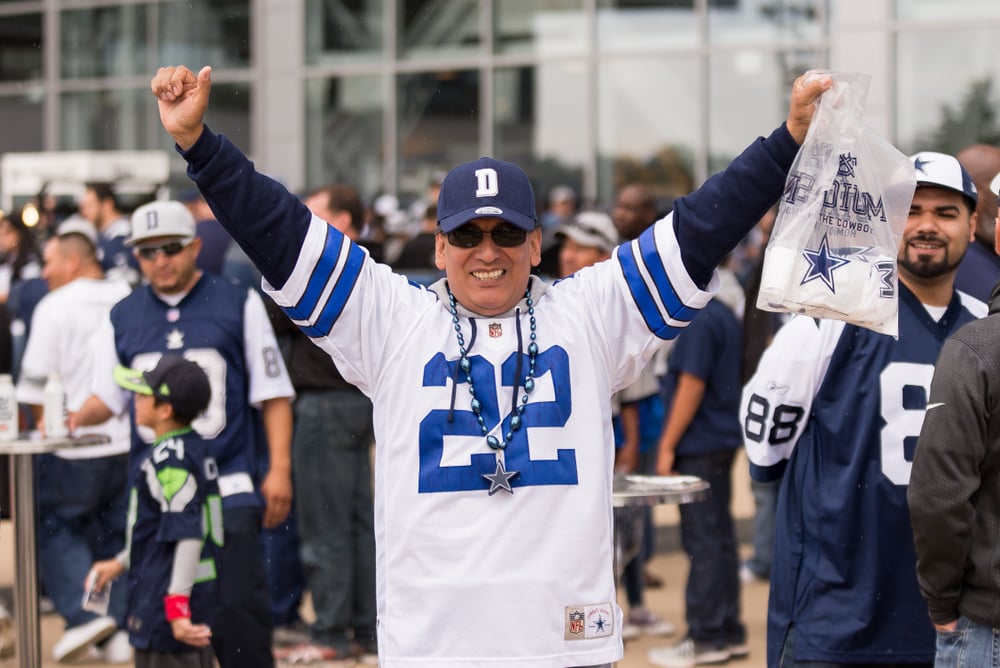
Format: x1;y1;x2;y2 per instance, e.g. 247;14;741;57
918;78;1000;153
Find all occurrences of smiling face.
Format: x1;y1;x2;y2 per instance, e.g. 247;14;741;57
434;217;542;316
898;186;975;285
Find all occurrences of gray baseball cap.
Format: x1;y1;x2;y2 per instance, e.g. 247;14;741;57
56;214;98;247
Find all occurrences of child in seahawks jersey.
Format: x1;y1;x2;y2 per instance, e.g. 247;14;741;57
88;355;222;668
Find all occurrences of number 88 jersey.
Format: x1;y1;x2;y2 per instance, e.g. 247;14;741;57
741;283;985;665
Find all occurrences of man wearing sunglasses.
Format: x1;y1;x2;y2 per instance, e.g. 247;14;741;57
150;64;830;667
72;199;295;668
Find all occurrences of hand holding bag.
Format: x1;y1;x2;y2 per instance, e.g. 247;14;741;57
758;70;916;337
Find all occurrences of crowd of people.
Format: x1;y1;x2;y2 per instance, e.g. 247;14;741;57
0;62;995;668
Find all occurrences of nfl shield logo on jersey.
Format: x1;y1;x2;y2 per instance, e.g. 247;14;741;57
565;607;585;640
488;323;502;338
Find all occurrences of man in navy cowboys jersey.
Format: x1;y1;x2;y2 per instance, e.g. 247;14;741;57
742;152;986;667
73;200;295;668
150;64;830;668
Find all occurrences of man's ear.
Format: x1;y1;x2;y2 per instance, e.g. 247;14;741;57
529;227;542;267
189;235;204;260
994;214;1000;255
434;232;447;270
157;400;175;423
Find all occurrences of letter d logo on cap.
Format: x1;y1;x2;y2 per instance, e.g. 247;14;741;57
475;168;499;197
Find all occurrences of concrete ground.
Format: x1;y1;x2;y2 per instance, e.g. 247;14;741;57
0;452;768;667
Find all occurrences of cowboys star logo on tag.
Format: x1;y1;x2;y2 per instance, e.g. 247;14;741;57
585;604;614;638
488;323;502;338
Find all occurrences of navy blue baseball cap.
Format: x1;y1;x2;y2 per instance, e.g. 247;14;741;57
114;355;211;420
437;157;538;233
910;151;978;210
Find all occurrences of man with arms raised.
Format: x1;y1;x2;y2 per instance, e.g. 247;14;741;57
151;64;828;667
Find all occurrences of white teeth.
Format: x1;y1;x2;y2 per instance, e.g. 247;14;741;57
473;269;504;280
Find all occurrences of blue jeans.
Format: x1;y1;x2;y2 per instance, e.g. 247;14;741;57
36;453;128;630
675;449;744;647
936;615;1000;667
293;390;376;651
780;626;932;667
745;477;779;578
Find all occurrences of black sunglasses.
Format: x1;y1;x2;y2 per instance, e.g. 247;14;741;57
134;240;191;261
446;224;528;248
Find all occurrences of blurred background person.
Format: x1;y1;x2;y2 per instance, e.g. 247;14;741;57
954;144;1000;301
180;190;232;275
78;182;140;287
0;208;42;305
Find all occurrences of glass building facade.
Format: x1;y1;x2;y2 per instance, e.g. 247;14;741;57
0;0;998;209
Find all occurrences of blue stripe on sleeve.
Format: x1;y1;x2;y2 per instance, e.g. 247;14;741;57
283;228;345;321
299;242;366;338
635;228;697;323
618;241;671;338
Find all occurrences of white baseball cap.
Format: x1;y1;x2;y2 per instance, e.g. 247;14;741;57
909;151;978;210
127;200;196;246
56;214;98;247
556;211;620;253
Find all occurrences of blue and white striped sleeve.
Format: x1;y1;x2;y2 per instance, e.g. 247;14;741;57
615;215;716;341
262;218;368;340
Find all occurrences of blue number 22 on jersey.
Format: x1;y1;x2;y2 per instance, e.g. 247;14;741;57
418;345;577;493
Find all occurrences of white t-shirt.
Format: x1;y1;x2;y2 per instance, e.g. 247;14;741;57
17;277;132;458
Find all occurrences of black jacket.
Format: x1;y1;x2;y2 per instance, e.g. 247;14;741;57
909;281;1000;627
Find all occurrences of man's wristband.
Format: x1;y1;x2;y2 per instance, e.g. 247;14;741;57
163;594;191;621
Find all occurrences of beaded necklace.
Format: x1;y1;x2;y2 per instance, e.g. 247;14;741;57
448;286;538;495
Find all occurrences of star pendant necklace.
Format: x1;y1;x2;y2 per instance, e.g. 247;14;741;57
448;286;538;496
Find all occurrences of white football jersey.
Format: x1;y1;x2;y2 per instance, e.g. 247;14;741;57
265;214;715;667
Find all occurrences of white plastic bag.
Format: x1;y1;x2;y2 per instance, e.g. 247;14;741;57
758;71;916;337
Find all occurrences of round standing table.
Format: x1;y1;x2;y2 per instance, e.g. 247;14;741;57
611;474;711;634
0;433;110;668
613;473;710;508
